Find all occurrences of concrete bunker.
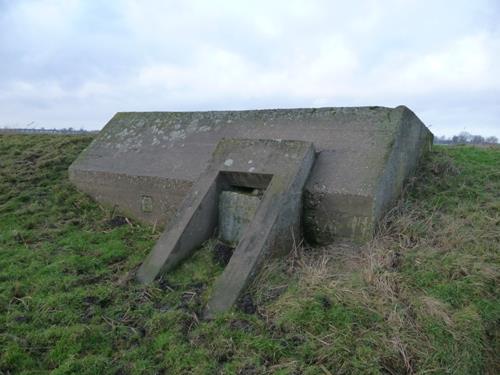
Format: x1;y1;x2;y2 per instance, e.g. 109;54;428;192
69;106;433;314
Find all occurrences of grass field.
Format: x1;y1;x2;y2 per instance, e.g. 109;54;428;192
0;134;498;374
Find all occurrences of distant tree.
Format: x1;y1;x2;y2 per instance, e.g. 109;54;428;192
485;136;498;144
471;135;485;144
458;132;473;143
434;135;451;145
444;132;498;145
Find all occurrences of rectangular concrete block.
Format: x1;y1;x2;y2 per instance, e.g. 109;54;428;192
218;190;261;246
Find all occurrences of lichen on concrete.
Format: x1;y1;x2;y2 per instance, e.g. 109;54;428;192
69;106;433;244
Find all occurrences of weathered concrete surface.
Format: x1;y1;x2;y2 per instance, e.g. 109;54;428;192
69;106;433;243
218;190;261;246
136;139;315;316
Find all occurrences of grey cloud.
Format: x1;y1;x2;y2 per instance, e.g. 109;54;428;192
0;0;499;137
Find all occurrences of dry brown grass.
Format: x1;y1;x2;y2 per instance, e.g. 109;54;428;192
250;146;499;374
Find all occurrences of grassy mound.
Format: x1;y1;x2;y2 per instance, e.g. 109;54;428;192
0;134;498;374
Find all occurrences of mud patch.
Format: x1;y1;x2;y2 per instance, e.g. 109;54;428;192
212;241;234;266
229;318;254;332
238;364;259;375
237;294;256;314
158;277;179;292
106;215;128;228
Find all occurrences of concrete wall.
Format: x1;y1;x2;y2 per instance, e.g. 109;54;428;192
69;106;432;244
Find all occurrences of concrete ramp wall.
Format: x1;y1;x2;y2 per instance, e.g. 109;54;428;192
69;106;433;244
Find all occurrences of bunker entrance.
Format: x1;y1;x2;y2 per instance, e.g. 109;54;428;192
136;138;315;317
217;172;271;247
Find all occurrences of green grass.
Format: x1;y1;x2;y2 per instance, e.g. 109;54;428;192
0;134;498;374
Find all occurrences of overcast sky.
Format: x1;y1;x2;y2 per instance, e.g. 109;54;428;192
0;0;499;137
